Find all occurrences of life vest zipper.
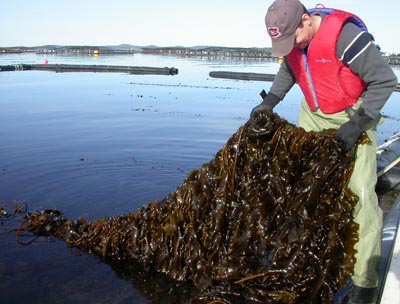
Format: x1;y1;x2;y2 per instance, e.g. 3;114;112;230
302;50;319;110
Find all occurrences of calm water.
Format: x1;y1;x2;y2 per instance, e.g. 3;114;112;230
0;53;399;303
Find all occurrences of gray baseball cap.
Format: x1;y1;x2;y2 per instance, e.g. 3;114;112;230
265;0;304;56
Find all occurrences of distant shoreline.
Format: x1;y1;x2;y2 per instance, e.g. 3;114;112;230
1;45;400;65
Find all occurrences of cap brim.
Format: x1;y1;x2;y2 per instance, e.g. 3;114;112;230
271;32;296;57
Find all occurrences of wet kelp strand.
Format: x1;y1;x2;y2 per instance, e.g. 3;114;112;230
2;112;362;303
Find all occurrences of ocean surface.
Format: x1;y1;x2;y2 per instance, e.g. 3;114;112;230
0;53;399;303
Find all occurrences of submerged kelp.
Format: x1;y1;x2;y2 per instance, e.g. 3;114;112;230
2;111;360;303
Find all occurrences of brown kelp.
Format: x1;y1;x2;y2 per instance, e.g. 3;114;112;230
2;111;360;303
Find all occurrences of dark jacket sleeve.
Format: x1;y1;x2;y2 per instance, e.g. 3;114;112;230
337;22;397;120
268;58;297;101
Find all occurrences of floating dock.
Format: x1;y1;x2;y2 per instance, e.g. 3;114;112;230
209;71;276;82
209;71;400;92
0;64;178;75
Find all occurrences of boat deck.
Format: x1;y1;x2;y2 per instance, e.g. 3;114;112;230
379;196;400;303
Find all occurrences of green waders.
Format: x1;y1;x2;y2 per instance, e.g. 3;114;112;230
298;99;383;289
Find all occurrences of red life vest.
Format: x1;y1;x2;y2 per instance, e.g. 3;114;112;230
286;9;367;114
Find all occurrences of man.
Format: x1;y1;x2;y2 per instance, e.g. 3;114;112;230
251;0;397;303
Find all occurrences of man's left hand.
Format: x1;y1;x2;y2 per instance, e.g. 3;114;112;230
336;108;373;151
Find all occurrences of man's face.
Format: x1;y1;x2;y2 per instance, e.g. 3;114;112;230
293;14;313;50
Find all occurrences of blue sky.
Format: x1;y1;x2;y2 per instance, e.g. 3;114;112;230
1;0;399;54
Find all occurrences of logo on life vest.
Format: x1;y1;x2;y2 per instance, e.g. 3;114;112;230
315;58;333;63
268;27;282;39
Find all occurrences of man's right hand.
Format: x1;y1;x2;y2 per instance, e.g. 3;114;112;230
250;102;274;118
250;90;280;118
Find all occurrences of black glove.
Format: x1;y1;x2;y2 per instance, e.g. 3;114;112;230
336;108;373;151
250;90;280;118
